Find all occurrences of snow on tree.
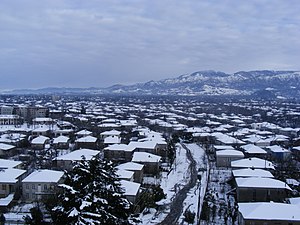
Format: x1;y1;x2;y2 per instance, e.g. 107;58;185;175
52;156;132;225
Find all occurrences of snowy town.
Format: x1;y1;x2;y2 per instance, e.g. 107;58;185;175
0;95;299;225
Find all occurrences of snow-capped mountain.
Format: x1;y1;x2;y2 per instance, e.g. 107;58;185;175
4;70;300;99
106;70;300;98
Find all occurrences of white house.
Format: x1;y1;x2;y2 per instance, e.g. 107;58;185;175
54;149;101;171
238;202;300;225
231;157;275;170
132;152;161;175
216;150;244;167
22;169;64;202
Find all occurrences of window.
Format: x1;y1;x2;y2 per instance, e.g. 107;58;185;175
26;184;29;189
32;184;35;189
2;184;6;190
44;184;48;190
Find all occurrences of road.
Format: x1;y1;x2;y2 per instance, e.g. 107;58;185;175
158;143;198;225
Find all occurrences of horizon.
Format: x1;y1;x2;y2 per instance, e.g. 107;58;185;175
1;1;300;89
1;69;299;92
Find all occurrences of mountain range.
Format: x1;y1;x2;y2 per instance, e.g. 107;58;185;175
3;70;300;99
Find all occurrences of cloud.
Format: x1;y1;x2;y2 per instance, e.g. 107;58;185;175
0;0;299;88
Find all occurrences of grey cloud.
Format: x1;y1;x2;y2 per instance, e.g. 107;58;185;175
0;0;299;89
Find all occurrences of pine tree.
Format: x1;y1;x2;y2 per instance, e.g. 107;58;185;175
52;156;132;225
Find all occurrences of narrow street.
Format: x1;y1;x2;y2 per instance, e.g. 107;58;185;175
158;143;198;225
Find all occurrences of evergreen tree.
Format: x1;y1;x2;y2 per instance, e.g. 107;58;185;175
52;157;132;225
23;206;47;225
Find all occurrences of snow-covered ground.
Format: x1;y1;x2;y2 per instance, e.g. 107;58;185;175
3;203;34;224
179;143;208;225
137;143;209;225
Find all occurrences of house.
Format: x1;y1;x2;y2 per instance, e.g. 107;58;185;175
235;177;292;202
132;152;161;175
54;149;101;171
0;193;14;212
212;132;246;147
31;127;50;137
52;135;70;149
120;180;141;203
104;136;121;146
32;117;55;129
232;168;274;179
75;129;92;138
31;135;50;150
231;157;275;170
22;169;64;202
116;169;134;182
0;159;23;169
0;115;22;126
116;162;144;183
265;145;291;160
104;144;135;162
129;141;159;155
0;143;17;157
238;202;300;225
0;133;27;147
75;135;98;149
100;129;121;140
216;150;244;167
240;144;267;158
0;168;26;198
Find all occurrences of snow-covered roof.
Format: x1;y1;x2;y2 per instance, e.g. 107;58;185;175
55;149;100;161
116;169;134;180
286;179;300;186
132;152;161;163
129;141;157;150
100;129;121;136
32;127;49;132
266;145;290;153
104;136;121;144
0;159;23;169
120;180;140;196
0;168;26;183
75;135;97;143
31;135;49;144
216;150;244;157
231;157;275;170
289;197;300;206
53;135;70;144
293;146;300;151
238;202;300;221
242;135;265;144
98;123;121;128
0;193;14;207
0;143;15;151
241;144;267;154
105;144;136;152
236;177;292;190
214;145;235;150
212;132;245;144
232;168;274;178
33;117;53;122
22;169;64;183
116;162;144;171
76;129;92;136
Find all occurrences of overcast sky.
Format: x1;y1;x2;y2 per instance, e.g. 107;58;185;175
1;0;300;89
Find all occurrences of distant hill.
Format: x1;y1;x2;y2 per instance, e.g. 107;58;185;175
3;70;300;99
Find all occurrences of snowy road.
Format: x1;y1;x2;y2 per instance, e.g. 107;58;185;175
157;143;198;225
137;143;208;225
